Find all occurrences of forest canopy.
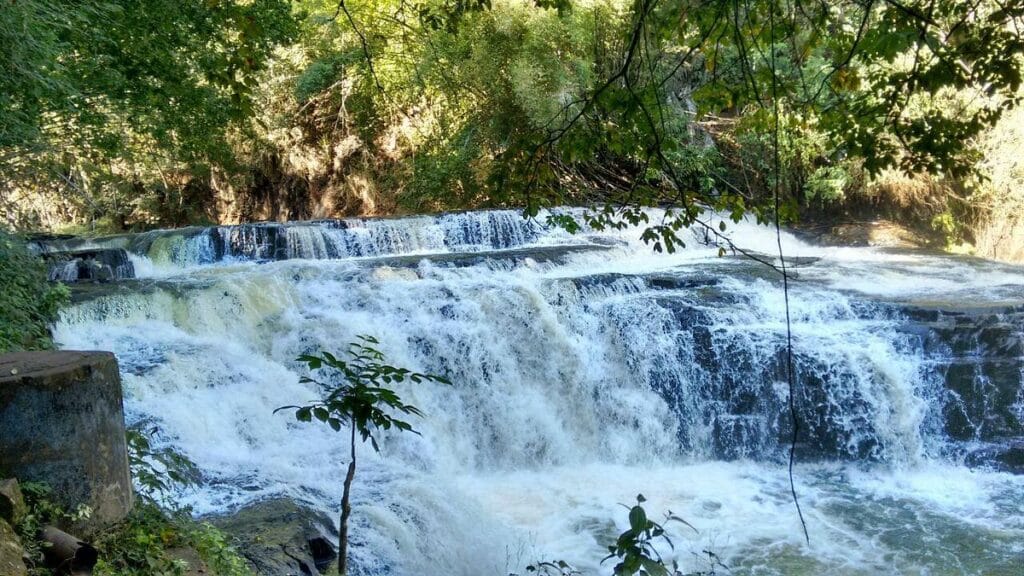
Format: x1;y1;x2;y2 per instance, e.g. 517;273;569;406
1;0;1022;256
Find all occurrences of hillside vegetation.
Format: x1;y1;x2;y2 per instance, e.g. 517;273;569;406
2;0;1023;259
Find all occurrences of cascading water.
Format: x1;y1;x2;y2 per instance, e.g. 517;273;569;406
52;209;1024;575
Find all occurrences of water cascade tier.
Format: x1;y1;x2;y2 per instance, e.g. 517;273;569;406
51;209;1024;575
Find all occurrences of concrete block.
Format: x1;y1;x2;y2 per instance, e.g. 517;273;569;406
0;351;133;533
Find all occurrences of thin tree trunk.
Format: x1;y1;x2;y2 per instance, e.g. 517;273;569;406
339;419;357;575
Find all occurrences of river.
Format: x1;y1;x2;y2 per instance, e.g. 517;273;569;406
50;209;1024;575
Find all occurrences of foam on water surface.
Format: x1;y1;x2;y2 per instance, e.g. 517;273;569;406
53;209;1024;575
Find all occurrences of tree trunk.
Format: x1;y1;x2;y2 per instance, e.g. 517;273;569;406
338;419;357;575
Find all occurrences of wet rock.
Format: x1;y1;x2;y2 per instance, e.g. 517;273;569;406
942;359;1023;442
795;220;932;248
898;304;1024;463
378;244;608;270
166;547;211;575
45;248;135;283
963;440;1024;474
0;351;133;534
995;443;1024;473
210;498;336;576
646;272;719;291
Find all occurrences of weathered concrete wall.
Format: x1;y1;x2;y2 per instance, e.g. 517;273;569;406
0;351;133;532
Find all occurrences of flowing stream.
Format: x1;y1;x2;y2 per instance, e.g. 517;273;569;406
51;209;1024;575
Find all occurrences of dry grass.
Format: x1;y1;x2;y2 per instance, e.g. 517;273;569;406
970;104;1024;262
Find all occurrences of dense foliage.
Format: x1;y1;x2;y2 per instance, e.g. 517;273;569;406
15;430;246;576
1;0;1023;256
1;0;295;231
0;231;68;352
17;481;250;576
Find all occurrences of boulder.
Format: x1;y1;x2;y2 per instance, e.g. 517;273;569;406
166;547;211;576
44;248;135;283
0;479;27;525
0;351;133;534
210;498;336;576
795;220;934;248
964;440;1024;475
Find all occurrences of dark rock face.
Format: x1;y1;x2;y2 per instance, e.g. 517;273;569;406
623;280;1024;469
210;498;336;576
45;249;136;283
906;305;1024;472
0;351;133;533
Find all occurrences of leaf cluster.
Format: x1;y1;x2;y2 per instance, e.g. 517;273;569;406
0;231;69;353
90;503;251;576
17;482;249;576
602;494;697;576
1;0;297;231
278;335;450;451
513;559;581;576
126;425;200;507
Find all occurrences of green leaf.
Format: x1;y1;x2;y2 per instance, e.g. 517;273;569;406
640;558;668;576
629;505;647;533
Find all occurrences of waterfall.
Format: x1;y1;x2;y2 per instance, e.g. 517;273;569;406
103;210;553;269
52;209;1024;575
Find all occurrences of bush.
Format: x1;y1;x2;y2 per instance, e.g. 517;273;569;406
0;230;68;353
18;477;250;576
91;503;251;576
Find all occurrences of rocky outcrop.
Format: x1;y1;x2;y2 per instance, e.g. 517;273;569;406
0;480;27;526
0;351;133;533
793;219;937;249
44;248;136;283
166;546;211;576
901;304;1024;472
210;498;336;576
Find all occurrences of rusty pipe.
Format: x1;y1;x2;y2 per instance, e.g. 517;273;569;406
40;526;97;574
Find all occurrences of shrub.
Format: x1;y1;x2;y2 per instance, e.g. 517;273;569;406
0;230;68;353
278;335;450;575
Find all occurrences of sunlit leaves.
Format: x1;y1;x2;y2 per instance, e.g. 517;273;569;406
0;231;69;352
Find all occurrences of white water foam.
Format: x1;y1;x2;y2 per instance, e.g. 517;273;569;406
53;210;1024;575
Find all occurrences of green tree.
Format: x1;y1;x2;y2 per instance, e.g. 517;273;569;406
276;336;450;575
0;230;68;352
1;0;297;231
